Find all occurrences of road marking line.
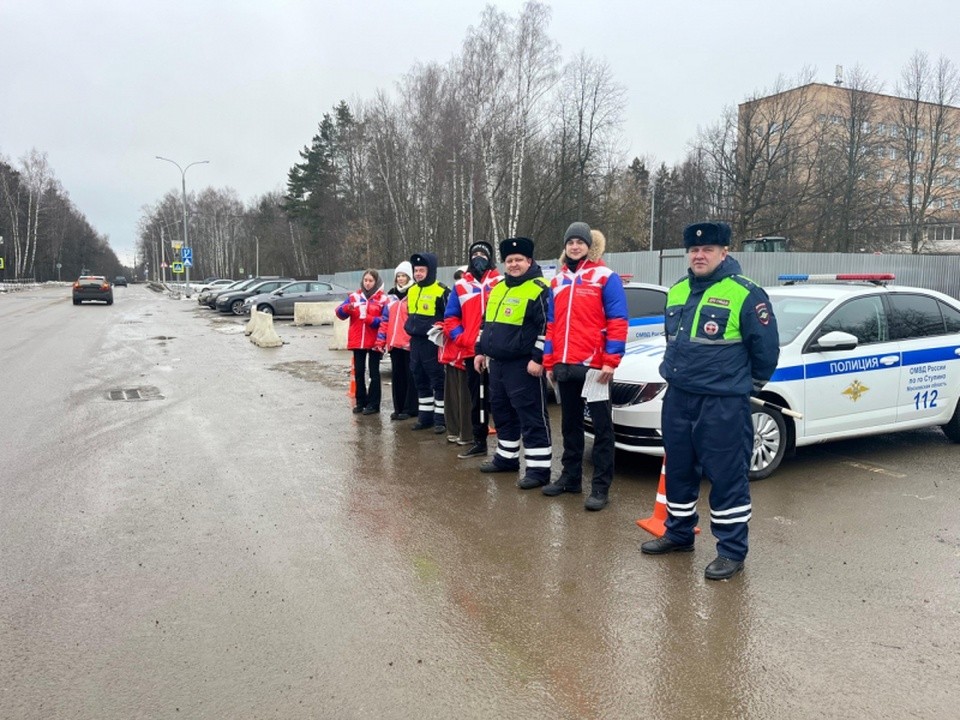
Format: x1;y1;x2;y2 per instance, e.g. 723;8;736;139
843;461;907;478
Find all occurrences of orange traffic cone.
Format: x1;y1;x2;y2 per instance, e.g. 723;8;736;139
348;356;356;399
636;455;699;537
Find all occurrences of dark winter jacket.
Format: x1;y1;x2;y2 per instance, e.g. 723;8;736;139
659;255;780;396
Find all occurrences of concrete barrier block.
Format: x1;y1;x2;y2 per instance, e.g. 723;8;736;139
250;310;283;348
330;316;349;350
244;310;261;336
293;301;340;326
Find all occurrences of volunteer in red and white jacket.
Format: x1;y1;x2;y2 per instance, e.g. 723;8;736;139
542;223;628;511
378;261;418;421
443;241;502;459
336;268;386;415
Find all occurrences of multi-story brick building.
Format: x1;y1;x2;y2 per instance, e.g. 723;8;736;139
737;81;960;252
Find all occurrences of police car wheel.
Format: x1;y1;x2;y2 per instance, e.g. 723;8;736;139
940;400;960;443
749;406;786;481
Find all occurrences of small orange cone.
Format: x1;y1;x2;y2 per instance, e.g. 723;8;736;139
636;455;699;537
348;356;356;399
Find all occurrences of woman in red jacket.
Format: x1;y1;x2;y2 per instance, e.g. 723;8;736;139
336;269;386;415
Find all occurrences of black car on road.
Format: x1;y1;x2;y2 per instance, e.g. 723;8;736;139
73;276;114;305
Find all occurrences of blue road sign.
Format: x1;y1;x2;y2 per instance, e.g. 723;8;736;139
181;247;193;263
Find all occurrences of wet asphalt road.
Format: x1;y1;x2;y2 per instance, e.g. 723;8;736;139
2;284;959;719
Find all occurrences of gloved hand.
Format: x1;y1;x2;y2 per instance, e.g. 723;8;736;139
427;324;445;348
751;379;765;397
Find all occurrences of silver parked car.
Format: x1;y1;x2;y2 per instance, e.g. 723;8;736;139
242;280;352;317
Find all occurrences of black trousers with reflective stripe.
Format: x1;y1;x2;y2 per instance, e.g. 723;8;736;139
488;358;551;479
409;335;444;425
662;386;753;561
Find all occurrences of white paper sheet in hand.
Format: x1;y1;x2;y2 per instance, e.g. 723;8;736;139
580;368;609;402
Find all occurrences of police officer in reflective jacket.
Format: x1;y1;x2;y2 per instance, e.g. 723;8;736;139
473;237;552;488
641;222;779;580
405;252;451;433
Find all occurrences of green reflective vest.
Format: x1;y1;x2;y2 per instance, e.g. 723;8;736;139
667;275;754;344
485;278;548;325
408;281;446;319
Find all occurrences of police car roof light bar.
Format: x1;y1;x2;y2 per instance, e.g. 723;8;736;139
777;273;895;286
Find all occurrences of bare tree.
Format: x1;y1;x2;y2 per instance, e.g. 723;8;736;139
694;107;739;225
459;5;511;241
11;149;55;277
0;155;25;277
892;51;960;253
555;52;626;218
734;70;821;243
504;1;559;237
367;90;411;260
808;67;895;251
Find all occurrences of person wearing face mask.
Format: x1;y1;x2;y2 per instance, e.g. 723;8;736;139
336;268;386;415
542;222;628;511
443;242;502;458
377;261;419;421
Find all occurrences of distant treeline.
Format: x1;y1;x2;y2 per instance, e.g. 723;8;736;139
0;150;123;281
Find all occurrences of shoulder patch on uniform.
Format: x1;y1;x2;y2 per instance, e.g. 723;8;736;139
755;301;771;325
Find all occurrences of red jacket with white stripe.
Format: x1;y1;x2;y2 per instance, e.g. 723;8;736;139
543;233;628;371
379;294;411;351
336;288;386;350
441;269;502;368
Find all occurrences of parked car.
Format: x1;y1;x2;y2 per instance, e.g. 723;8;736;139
114;276;128;287
199;277;277;308
623;281;668;342
587;274;960;479
189;278;234;295
73;276;114;305
241;280;352;317
215;278;294;315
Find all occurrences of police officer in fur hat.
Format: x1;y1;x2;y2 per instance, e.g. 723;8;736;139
473;237;553;488
640;221;779;580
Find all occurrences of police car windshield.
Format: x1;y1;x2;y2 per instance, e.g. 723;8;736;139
769;296;831;345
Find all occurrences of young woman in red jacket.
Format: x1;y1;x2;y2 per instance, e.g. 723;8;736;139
336;269;386;414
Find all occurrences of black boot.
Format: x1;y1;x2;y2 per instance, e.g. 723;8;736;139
542;476;582;496
457;441;487;459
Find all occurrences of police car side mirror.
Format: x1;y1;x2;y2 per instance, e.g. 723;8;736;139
812;330;859;352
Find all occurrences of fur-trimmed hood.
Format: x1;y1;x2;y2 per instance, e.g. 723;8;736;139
559;228;606;264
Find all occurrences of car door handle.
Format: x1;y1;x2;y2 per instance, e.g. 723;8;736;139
879;355;899;366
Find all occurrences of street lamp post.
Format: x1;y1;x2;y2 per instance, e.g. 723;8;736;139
155;156;209;297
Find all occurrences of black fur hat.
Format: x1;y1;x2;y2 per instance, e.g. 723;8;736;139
499;237;535;261
683;222;731;248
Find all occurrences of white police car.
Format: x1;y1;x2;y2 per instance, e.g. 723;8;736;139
590;274;960;479
623;281;668;342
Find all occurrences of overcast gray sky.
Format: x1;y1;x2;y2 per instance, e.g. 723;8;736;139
2;0;958;265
